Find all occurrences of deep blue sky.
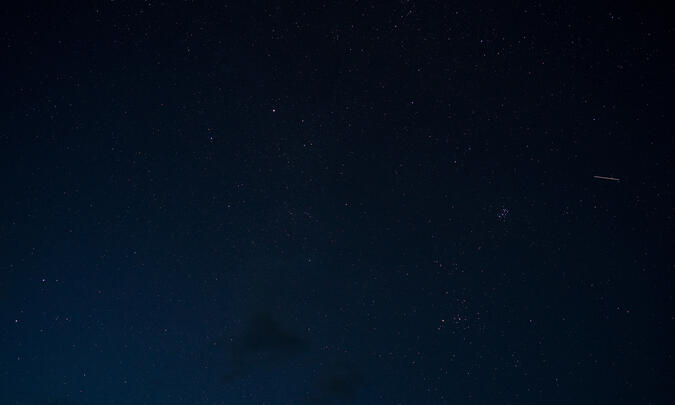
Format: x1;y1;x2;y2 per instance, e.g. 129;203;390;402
1;1;673;404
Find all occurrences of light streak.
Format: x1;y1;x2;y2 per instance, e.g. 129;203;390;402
593;175;620;182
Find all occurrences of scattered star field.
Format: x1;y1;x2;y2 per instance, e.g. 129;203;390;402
1;1;673;404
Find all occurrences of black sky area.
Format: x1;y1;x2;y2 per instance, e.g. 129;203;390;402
1;1;673;404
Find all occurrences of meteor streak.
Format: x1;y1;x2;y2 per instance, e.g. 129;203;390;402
593;175;620;182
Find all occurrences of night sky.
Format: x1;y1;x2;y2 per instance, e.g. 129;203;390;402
1;1;674;404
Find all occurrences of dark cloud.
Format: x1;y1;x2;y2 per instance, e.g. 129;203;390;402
240;312;308;353
219;311;309;380
309;364;368;404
